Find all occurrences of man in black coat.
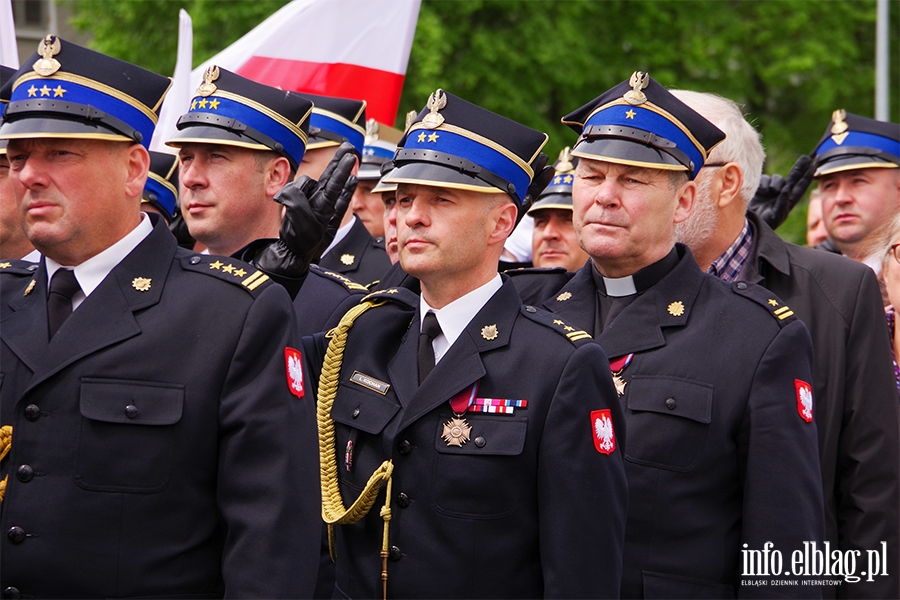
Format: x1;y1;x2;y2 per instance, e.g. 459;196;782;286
0;38;321;598
671;89;900;599
510;73;825;598
311;89;627;599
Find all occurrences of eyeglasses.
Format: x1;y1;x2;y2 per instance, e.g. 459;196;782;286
889;243;900;265
702;162;729;168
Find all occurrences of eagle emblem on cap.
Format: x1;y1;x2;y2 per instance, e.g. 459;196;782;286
33;35;62;77
365;118;379;144
422;89;447;128
197;65;220;97
624;71;649;106
404;109;418;133
830;109;849;145
556;147;574;173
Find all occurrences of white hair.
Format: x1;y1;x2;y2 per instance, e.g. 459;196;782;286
670;89;765;206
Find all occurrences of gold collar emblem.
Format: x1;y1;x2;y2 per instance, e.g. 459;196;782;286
624;71;649;105
33;35;62;77
441;416;472;447
481;324;499;340
340;253;355;266
197;65;220;97
0;262;11;269
132;277;152;292
24;280;35;296
830;109;849;145
556;291;572;302
422;89;447;128
667;301;685;317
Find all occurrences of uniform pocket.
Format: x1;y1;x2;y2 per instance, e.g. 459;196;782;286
75;378;183;493
625;376;713;472
432;414;526;518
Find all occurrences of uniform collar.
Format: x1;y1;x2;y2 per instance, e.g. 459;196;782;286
591;246;680;297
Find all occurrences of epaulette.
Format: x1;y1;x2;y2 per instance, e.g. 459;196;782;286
312;265;368;292
180;254;273;296
0;259;40;277
362;286;419;309
731;281;798;326
519;304;594;347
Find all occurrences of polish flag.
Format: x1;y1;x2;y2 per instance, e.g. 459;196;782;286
191;0;422;125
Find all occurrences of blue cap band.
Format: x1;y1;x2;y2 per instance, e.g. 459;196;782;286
310;112;364;153
187;95;307;166
143;177;176;217
816;130;900;161
11;78;156;149
584;104;705;177
402;128;531;203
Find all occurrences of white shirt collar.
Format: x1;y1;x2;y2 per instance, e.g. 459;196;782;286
603;275;637;297
420;274;503;363
22;249;42;263
322;215;357;258
46;213;153;310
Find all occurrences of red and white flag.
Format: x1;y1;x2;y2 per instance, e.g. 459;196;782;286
1;0;20;69
191;0;422;125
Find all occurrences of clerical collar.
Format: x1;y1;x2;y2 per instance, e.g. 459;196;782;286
592;247;680;297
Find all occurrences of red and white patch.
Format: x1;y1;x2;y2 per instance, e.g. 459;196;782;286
285;347;304;398
795;379;813;423
591;409;616;455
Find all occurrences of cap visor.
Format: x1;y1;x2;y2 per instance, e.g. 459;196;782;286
814;154;900;177
166;124;270;152
572;138;688;172
358;163;384;181
0;117;133;143
528;194;573;214
382;162;502;195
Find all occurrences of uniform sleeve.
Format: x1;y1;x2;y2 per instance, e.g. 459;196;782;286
836;268;900;598
216;283;321;598
538;341;627;599
738;319;825;598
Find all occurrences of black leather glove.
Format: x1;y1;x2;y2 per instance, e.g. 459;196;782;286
253;142;358;289
747;154;814;230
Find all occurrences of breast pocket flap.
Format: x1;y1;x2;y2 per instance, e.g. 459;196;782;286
80;378;184;425
627;376;713;424
332;383;400;434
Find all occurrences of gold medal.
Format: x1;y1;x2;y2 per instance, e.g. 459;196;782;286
441;416;472;447
613;374;627;397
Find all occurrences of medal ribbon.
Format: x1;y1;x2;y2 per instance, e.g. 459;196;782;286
450;382;479;414
608;353;634;374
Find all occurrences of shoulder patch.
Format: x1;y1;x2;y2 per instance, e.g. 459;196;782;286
519;304;594;346
180;255;273;295
312;265;369;292
0;259;40;277
731;281;797;326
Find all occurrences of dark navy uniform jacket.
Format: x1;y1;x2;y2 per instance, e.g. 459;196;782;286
511;245;825;599
0;217;321;598
307;278;628;599
319;217;391;287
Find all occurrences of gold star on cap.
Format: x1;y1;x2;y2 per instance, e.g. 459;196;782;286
132;277;152;292
53;85;66;97
27;85;37;97
667;301;685;317
33;35;61;76
428;132;439;143
556;291;572;302
340;254;355;266
625;109;636;119
481;324;499;340
209;99;220;110
422;89;447;128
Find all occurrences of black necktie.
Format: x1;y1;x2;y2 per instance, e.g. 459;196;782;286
48;269;81;339
418;312;442;385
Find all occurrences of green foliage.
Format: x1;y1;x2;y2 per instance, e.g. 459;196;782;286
62;0;900;245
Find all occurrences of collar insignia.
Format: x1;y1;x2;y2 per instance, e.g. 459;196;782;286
556;291;573;302
33;35;62;77
24;280;35;296
132;277;152;292
340;253;355;266
481;324;499;341
667;301;685;317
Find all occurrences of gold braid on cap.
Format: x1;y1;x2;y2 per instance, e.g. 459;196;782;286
318;299;394;600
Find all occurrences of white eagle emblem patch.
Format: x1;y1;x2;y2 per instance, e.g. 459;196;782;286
795;379;813;423
591;409;616;455
285;347;304;398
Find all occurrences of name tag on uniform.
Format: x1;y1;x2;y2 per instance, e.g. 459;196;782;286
350;371;391;395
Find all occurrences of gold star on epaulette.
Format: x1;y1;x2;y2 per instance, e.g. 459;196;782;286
553;319;564;325
773;305;794;320
767;299;778;306
234;268;246;277
385;289;398;294
0;262;10;269
556;291;572;302
563;325;575;331
222;264;235;274
209;260;223;270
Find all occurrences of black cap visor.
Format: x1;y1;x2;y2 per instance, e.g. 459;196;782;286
814;146;900;177
382;161;505;196
572;137;691;175
0;113;136;143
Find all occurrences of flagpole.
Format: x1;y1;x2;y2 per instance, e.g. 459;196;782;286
875;0;889;121
150;9;193;153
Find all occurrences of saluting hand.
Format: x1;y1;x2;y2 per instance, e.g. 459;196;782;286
747;154;815;230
